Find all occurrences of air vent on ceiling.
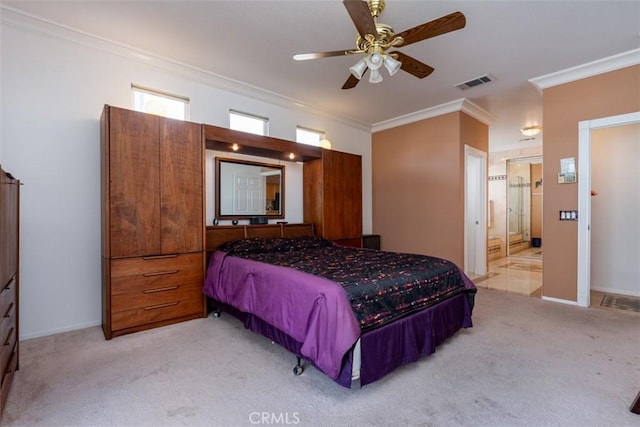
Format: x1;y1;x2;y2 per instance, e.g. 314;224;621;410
455;74;494;90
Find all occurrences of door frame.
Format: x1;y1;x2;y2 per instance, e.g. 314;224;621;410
506;156;543;256
577;111;640;307
464;145;487;276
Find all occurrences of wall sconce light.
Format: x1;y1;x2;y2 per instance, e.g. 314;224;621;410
521;125;542;137
288;153;295;160
231;143;239;151
319;138;332;150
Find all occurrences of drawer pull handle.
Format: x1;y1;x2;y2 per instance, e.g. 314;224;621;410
3;302;14;318
143;286;179;294
3;328;14;346
143;270;179;277
142;254;178;260
143;301;179;311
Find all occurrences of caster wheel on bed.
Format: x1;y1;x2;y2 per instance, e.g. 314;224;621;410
293;365;304;376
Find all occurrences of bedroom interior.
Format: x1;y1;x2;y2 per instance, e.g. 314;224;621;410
1;0;639;424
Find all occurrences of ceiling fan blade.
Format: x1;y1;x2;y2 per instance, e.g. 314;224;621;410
293;50;358;61
342;72;364;90
390;51;434;79
394;11;466;47
343;0;378;39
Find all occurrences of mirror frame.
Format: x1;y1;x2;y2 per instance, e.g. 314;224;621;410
215;157;285;221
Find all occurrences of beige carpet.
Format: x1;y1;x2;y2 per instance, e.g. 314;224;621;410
3;289;640;427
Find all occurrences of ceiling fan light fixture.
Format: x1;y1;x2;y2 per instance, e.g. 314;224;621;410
349;59;367;80
369;68;383;84
521;125;542;137
383;55;401;76
365;52;384;70
294;2;467;90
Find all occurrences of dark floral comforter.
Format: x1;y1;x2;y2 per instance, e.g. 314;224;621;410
217;236;476;332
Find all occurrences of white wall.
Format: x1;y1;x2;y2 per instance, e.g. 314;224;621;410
590;124;640;296
0;10;372;339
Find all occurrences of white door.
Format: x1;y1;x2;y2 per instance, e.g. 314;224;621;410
577;111;640;307
233;172;264;215
465;145;488;276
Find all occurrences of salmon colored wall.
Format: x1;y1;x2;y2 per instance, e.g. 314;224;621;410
542;65;640;301
460;113;490;154
372;111;488;266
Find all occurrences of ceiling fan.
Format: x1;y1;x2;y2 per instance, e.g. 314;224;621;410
293;0;466;89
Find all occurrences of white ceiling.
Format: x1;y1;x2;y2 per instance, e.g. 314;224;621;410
4;0;639;151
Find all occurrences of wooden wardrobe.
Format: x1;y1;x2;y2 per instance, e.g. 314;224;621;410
303;149;363;247
0;166;19;415
101;106;206;339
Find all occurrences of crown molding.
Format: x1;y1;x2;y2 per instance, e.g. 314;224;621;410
460;99;498;126
372;98;496;133
0;6;371;132
530;48;640;91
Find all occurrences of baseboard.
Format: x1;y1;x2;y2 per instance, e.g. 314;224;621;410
591;287;640;298
20;320;102;341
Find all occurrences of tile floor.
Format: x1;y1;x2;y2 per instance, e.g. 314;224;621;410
473;255;543;297
472;247;636;313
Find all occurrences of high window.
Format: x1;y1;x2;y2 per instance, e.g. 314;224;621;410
229;110;269;136
131;84;189;120
296;126;331;149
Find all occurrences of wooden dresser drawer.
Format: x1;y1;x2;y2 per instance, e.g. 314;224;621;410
108;253;204;333
0;301;16;343
0;277;15;320
111;297;203;331
0;326;16;377
110;253;202;294
112;281;202;312
111;253;201;277
1;346;17;410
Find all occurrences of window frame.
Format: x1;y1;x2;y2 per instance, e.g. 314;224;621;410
229;110;269;136
296;126;326;147
131;84;190;120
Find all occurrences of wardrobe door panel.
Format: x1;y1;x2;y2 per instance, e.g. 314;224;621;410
0;171;18;287
322;150;362;241
109;109;161;257
160;119;203;254
0;172;8;287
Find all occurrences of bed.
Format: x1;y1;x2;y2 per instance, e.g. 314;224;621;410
203;223;476;388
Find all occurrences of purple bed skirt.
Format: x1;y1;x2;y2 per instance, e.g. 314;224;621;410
210;292;473;388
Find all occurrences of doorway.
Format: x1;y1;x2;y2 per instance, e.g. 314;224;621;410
464;145;487;277
506;156;543;259
475;154;543;297
577;112;640;307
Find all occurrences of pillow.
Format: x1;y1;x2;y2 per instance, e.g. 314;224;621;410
219;236;333;255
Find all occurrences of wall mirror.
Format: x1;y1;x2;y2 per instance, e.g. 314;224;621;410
215;157;284;220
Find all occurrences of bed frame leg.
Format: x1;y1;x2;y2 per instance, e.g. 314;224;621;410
206;298;222;318
293;357;304;376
